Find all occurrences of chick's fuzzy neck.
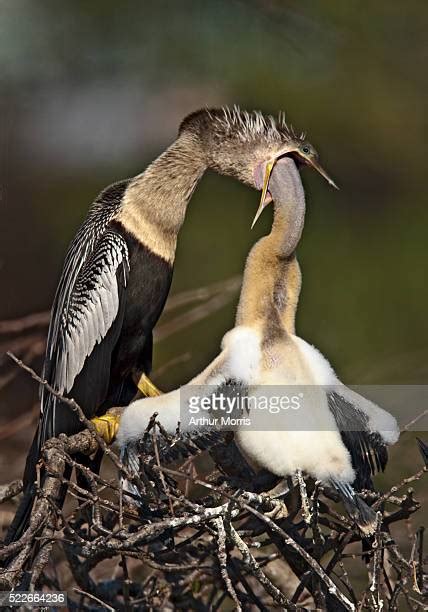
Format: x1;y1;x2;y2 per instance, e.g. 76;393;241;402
235;170;305;337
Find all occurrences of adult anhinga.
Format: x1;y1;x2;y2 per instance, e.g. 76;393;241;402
118;157;399;533
7;107;335;544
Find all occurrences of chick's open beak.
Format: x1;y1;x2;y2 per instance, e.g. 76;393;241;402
251;161;274;229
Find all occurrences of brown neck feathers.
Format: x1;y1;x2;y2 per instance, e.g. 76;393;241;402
117;133;207;263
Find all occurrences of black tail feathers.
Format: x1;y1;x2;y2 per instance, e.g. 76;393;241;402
331;479;378;536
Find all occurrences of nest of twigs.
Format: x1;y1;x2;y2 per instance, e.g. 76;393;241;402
0;295;427;610
0;383;426;611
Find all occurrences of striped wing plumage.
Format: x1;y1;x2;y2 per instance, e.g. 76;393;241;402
38;181;130;448
56;231;129;394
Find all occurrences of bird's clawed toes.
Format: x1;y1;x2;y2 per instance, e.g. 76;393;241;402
91;410;122;444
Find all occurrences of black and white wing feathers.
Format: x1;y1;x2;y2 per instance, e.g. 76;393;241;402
40;231;129;443
55;231;129;395
327;390;389;490
38;181;130;451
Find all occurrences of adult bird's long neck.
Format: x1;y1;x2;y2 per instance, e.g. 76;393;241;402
235;158;305;336
116;133;207;264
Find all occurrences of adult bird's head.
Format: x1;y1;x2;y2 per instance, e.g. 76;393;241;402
179;106;337;227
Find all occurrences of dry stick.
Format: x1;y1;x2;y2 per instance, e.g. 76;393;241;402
0;479;23;503
28;446;69;565
73;587;115;612
151;428;175;516
229;557;271;612
337;561;356;604
325;530;356;575
29;529;55;590
382;532;412;574
372;466;427;510
389;580;404;611
381;547;396;601
231;505;352;611
368;514;384;611
54;495;239;561
65;458;126;499
0;440;66;563
0;542;32;589
2;428;414;608
408;531;420;596
405;594;426;611
310;484;324;549
136;556;214;573
101;502;242;551
60;457;141;526
228;523;301;611
402;409;428;431
56;472;130;524
308;488;328;612
118;477;131;612
291;492;354;606
156;466;356;612
213;516;242;611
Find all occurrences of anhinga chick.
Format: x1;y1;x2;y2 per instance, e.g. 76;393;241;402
7;107;335;545
118;158;398;535
234;158;399;532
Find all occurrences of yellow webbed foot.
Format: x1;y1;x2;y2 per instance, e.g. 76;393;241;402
136;373;162;397
91;412;121;444
91;375;162;443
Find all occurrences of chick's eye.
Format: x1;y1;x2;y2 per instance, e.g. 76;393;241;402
302;146;310;154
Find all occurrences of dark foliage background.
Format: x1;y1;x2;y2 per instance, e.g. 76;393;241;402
0;0;426;592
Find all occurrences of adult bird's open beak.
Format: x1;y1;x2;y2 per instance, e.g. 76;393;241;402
305;158;339;190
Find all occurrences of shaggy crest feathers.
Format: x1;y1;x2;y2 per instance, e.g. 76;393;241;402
180;106;305;144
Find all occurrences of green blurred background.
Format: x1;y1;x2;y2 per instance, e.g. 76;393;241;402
0;0;426;548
